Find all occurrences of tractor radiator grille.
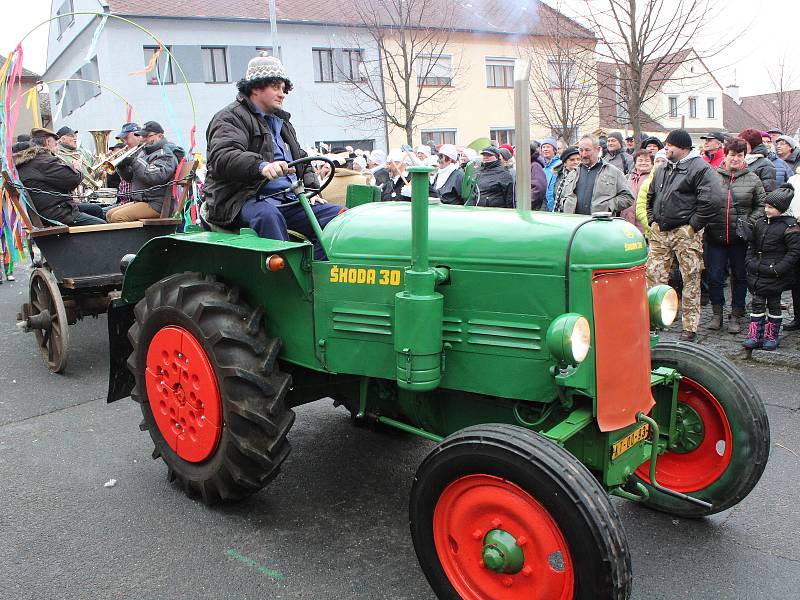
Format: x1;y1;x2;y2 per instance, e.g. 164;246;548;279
332;307;392;336
442;316;464;343
466;319;542;351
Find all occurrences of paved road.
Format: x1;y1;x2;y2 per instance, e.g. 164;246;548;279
1;263;799;600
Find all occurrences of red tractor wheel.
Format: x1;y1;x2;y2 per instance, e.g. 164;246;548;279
129;272;294;504
410;424;632;600
637;341;770;517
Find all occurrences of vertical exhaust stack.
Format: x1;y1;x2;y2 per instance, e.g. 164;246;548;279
514;59;532;216
394;166;444;392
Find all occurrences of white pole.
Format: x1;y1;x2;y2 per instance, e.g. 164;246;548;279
268;0;279;59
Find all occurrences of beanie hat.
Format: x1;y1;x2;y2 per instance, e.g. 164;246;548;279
560;145;579;162
640;136;664;150
608;132;624;145
540;138;557;150
415;145;432;157
664;129;693;149
654;149;667;162
369;149;386;165
246;52;288;81
499;143;515;156
765;184;794;213
437;143;459;162
498;147;512;161
776;135;798;151
738;128;763;151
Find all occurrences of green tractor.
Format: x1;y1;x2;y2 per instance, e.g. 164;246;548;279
106;63;769;599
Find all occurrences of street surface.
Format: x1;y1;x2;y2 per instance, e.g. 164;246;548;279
1;262;799;600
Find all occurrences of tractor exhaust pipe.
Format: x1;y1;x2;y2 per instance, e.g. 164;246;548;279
513;59;532;215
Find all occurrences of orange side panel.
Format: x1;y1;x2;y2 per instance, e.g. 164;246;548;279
592;266;654;432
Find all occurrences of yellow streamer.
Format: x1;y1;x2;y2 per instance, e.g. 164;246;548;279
25;87;41;128
128;46;161;77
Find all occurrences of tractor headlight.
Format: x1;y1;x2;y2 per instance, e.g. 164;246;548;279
648;285;679;328
547;314;591;366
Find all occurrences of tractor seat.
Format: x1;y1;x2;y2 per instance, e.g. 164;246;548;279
199;201;310;242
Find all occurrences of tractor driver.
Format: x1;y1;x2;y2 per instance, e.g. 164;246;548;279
202;53;343;259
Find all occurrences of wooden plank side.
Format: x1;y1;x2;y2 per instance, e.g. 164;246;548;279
66;222;143;234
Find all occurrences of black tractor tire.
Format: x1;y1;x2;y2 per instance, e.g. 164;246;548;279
128;272;294;504
410;424;632;600
636;341;770;517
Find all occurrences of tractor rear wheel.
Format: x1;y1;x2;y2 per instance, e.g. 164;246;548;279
410;424;632;600
128;272;294;504
636;341;770;517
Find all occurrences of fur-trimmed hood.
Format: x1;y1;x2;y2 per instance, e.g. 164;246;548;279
13;144;50;167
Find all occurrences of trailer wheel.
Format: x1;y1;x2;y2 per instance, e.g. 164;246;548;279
636;341;770;517
128;272;294;504
21;268;69;373
410;424;631;600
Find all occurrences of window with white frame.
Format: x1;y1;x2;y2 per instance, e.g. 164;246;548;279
56;0;74;37
707;97;716;119
143;46;174;85
490;128;515;146
202;47;228;83
417;55;452;87
669;96;678;118
689;97;697;119
421;129;457;145
486;58;514;88
547;59;577;88
313;48;334;83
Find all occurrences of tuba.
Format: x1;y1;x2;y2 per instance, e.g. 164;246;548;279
87;129;113;187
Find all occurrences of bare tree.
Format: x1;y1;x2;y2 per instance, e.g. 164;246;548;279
326;0;461;146
524;5;598;144
764;56;800;135
582;0;729;140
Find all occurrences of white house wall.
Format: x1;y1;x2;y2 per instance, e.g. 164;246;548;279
45;15;387;155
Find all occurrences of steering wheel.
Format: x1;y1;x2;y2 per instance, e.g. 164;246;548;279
255;155;337;208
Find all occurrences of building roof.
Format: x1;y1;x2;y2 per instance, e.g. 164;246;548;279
723;93;765;133
105;0;594;38
737;90;800;133
596;61;668;132
21;67;40;79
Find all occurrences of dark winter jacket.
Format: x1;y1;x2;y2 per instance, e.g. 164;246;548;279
381;175;406;201
203;93;315;226
430;166;466;205
606;149;633;175
118;137;178;214
770;154;793;186
470;159;515;208
742;215;800;296
706;167;765;245
646;151;721;232
13;145;82;225
531;152;547;210
745;144;777;193
372;167;390;189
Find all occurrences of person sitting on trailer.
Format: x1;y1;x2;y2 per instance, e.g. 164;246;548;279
107;121;177;222
202;52;342;259
13;128;106;226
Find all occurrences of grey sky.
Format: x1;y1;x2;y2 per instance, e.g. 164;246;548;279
1;0;794;97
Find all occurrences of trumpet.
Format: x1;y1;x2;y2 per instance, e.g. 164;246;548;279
90;144;142;176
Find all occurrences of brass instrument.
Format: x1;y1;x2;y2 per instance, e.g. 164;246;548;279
99;144;142;174
87;129;113;187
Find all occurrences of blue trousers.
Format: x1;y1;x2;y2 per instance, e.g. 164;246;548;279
240;198;343;260
705;240;748;309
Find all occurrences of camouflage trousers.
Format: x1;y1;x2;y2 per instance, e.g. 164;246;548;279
646;223;705;332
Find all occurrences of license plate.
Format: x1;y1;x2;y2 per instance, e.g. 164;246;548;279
611;423;650;460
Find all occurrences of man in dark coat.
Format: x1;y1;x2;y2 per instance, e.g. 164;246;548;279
775;135;800;174
468;146;515;208
202;53;341;258
705;137;765;332
739;128;777;192
646;128;721;341
107;121;178;222
13;128;105;226
605;132;633;175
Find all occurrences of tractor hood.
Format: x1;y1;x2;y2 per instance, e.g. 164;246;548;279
322;202;647;273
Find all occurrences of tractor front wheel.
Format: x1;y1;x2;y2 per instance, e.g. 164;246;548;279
636;341;770;517
410;424;632;600
128;272;294;504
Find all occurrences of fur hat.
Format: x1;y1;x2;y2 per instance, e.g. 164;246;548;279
765;184;794;213
246;52;288;81
665;129;693;150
